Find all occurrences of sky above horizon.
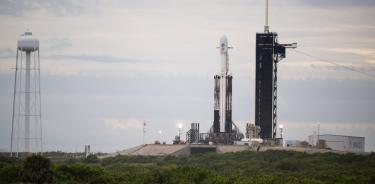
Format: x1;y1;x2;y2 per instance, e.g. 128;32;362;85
0;0;375;153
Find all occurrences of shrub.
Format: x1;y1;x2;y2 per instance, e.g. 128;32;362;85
0;164;23;183
23;155;53;184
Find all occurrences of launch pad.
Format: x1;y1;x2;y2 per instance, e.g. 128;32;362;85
185;0;296;145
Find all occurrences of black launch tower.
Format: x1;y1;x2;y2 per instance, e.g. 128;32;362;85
255;0;296;139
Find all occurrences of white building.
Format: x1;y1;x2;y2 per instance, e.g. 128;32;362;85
308;134;365;153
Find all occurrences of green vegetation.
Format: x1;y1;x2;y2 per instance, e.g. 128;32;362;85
23;155;53;183
1;150;375;183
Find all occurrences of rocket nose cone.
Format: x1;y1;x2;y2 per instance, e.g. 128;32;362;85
220;35;228;47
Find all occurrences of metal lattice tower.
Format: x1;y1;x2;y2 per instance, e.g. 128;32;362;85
10;31;43;157
186;123;199;144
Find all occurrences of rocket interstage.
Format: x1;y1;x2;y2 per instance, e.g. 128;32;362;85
213;35;233;133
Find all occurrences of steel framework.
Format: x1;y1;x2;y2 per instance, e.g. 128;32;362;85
255;32;296;139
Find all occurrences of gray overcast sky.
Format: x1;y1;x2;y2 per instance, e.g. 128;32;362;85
0;0;375;152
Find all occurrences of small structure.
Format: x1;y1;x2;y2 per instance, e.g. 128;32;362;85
173;136;183;144
84;145;91;158
285;140;309;148
234;138;250;146
246;123;260;139
308;134;365;153
186;123;200;144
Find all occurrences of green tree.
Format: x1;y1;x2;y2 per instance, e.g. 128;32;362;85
0;164;23;183
23;155;53;184
84;154;99;163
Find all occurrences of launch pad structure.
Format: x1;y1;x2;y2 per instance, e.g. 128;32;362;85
186;0;296;145
255;0;296;140
186;36;244;145
7;1;298;155
255;33;296;139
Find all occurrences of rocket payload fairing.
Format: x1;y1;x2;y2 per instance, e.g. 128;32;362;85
213;35;233;133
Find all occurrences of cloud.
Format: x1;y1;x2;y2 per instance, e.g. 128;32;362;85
284;48;375;80
278;60;373;80
328;48;375;58
0;48;15;59
281;121;375;131
47;38;73;51
291;0;375;7
103;118;143;130
0;0;83;16
45;54;146;63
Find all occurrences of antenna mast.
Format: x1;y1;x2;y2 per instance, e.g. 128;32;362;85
264;0;269;33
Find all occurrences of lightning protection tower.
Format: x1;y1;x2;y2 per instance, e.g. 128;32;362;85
10;31;43;157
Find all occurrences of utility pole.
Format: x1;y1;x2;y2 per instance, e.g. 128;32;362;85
317;123;320;148
143;121;146;145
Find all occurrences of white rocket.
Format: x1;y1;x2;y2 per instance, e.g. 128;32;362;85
213;35;233;133
219;35;229;132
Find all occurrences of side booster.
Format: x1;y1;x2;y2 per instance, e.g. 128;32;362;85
213;35;233;133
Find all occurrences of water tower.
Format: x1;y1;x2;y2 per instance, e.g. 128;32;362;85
10;31;43;157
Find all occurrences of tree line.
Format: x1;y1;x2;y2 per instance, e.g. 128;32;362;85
1;150;375;183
